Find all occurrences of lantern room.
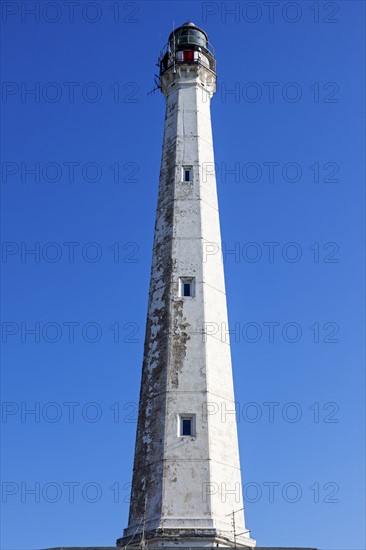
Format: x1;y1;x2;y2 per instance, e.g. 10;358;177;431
159;21;216;75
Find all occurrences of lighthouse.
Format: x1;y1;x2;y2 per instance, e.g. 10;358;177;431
117;22;255;549
42;22;319;550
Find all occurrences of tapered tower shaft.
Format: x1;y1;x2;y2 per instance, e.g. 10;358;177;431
118;22;255;549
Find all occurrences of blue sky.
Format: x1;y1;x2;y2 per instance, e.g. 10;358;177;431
1;1;365;549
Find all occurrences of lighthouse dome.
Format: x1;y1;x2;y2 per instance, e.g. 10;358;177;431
168;21;209;51
159;21;216;76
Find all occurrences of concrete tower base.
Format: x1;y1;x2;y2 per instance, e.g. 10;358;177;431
45;546;317;550
117;528;256;548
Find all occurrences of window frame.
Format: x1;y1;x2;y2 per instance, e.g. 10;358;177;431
179;277;195;298
178;414;196;437
182;166;193;183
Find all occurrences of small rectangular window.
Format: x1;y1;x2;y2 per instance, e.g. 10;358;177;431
183;282;191;296
179;277;195;297
182;418;192;435
182;166;192;183
179;414;196;437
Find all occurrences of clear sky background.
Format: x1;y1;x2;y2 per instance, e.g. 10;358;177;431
1;1;365;549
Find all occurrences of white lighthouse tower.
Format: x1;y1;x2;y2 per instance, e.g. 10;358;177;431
117;22;256;549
